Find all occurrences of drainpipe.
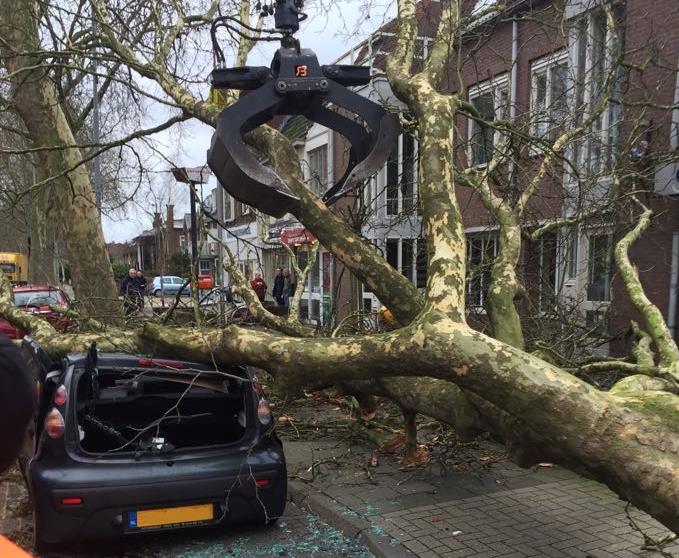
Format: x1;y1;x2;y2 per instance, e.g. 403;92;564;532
668;231;679;338
510;20;518;120
507;19;519;198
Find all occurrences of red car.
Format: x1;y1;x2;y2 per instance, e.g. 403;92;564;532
0;284;73;339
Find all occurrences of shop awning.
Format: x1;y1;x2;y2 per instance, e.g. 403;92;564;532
280;227;316;246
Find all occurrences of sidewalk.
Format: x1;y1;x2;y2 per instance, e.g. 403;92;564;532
283;434;679;558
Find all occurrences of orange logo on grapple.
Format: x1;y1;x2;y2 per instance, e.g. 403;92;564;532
295;65;308;77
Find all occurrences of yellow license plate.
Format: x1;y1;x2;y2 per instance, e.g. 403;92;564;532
129;503;214;529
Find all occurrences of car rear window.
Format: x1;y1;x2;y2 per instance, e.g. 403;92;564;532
74;365;252;455
14;290;61;307
1;263;16;273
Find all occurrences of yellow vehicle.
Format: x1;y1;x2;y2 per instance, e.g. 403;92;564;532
0;252;28;284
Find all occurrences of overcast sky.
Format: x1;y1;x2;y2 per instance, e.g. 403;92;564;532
102;0;396;243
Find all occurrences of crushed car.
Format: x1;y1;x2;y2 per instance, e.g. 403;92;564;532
0;284;74;339
18;338;286;552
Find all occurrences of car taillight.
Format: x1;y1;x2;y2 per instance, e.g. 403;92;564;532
255;478;270;488
60;497;83;506
45;408;65;439
54;384;68;406
257;397;272;425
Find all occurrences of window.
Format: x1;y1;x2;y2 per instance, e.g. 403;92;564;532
179;235;186;250
199;260;212;273
386;134;419;216
307;145;328;196
564;228;578;281
527;233;557;312
224;193;233;221
466;233;498;307
386;146;399;215
531;52;569;140
587;233;612;302
570;8;621;173
385;238;427;289
416;240;428;289
468;76;509;166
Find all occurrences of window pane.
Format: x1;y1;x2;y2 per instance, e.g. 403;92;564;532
402;134;415;212
587;234;611;301
386;144;399;215
386;239;398;269
471;92;495;165
402;239;414;283
308;146;327;196
310;255;320;293
223;193;232;221
549;62;568;138
534;72;548;137
565;230;578;280
416;240;427;289
466;234;497;306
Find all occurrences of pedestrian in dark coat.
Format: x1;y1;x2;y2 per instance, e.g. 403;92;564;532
272;267;285;306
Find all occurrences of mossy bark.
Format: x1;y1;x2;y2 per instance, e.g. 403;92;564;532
0;0;119;318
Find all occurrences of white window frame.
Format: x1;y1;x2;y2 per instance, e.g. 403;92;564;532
303;124;333;199
385;133;419;216
223;193;234;222
567;8;620;175
307;145;328;197
530;50;569;142
467;75;510;168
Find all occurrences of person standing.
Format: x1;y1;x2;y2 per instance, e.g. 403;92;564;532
272;267;285;306
120;268;142;315
250;273;267;303
135;270;147;310
283;269;293;307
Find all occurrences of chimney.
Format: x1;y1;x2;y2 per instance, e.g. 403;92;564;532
166;204;174;230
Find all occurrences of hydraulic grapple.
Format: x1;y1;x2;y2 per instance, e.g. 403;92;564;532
207;0;398;217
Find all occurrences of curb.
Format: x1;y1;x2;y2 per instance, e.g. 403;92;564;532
287;480;412;558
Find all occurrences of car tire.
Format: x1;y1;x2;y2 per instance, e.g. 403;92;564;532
154;289;161;297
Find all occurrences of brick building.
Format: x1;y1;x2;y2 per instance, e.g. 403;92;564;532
323;0;679;354
215;0;679;349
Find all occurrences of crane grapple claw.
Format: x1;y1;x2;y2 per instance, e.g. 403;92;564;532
207;40;398;218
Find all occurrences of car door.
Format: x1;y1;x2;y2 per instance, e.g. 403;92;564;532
173;277;187;294
161;276;175;294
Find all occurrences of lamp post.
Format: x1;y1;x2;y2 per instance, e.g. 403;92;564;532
170;166;212;284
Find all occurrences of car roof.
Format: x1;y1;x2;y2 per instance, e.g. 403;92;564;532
13;284;63;292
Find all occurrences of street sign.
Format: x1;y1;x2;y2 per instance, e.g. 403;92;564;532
171;166;212;184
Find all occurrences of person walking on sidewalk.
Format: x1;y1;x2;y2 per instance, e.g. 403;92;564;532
250;273;267;303
272;267;285;306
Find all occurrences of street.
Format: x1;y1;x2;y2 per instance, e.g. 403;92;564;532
1;467;375;558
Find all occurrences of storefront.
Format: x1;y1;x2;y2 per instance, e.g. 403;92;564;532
280;227;334;326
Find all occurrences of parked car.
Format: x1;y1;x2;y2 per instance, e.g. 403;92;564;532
0;284;73;339
149;275;190;297
18;338;286;551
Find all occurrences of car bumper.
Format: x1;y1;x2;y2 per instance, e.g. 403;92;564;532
29;443;286;544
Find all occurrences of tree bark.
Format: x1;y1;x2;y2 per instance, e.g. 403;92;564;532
0;0;119;317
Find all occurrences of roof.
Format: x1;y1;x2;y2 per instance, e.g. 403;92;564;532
280;115;314;142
